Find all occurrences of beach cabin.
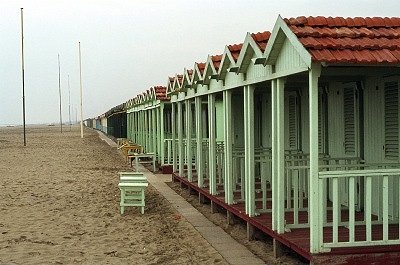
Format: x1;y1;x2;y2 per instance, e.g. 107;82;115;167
167;16;400;263
125;86;171;172
105;103;127;139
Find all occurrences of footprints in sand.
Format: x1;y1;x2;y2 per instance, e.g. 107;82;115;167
8;235;56;246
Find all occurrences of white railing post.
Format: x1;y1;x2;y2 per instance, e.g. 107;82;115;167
223;90;234;204
172;103;177;172
244;85;255;216
177;101;184;176
195;97;204;187
208;94;217;194
309;64;322;253
186;100;193;182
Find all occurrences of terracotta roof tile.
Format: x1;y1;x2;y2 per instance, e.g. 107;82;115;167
285;16;400;64
153;86;169;101
227;43;243;61
196;62;206;75
211;54;222;70
250;31;271;52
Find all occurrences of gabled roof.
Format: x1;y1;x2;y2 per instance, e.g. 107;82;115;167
172;74;184;92
192;62;206;84
166;76;175;95
204;54;222;84
265;16;400;66
218;43;243;80
182;68;193;89
237;31;271;73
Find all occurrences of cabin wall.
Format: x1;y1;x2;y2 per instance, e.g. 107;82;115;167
232;93;244;147
215;100;224;141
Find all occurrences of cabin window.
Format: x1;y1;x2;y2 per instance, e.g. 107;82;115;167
343;87;356;155
384;81;399;160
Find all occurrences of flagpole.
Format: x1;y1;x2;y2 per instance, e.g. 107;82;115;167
20;8;26;146
79;42;84;138
68;74;71;131
58;54;63;133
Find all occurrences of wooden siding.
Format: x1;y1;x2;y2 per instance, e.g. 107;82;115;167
246;60;271;82
275;37;308;75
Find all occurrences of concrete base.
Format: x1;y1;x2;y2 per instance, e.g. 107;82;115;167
199;193;206;204
273;238;285;258
189;186;197;195
247;222;255;241
211;201;219;214
227;211;235;225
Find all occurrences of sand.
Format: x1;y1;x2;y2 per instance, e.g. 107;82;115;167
0;125;227;265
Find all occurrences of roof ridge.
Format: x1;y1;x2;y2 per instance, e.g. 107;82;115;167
285;16;400;28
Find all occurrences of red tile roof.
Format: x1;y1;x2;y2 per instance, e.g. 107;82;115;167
211;54;222;70
176;74;183;85
227;43;243;61
196;62;206;75
186;69;193;79
250;31;271;52
154;86;169;101
284;16;400;64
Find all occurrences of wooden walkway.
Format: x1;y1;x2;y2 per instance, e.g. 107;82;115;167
172;173;400;264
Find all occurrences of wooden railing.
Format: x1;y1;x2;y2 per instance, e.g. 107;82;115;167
319;168;400;249
284;156;363;229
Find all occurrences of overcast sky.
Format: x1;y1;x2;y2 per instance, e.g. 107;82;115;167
1;0;399;125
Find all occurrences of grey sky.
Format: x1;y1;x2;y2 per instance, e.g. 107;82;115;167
1;0;398;125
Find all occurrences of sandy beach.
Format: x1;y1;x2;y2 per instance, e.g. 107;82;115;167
0;125;227;264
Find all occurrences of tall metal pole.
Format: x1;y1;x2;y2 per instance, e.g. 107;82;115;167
58;54;63;133
68;74;71;130
20;8;26;146
79;42;84;138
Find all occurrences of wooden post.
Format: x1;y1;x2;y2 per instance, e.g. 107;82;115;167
186;100;193;181
178;101;184;177
172;103;177;173
208;93;217;195
247;222;255;240
309;63;322;253
276;78;285;233
195;97;204;187
244;85;255;216
159;104;164;165
152;108;157;154
223;90;234;204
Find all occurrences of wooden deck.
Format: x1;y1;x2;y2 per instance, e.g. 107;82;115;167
172;173;400;264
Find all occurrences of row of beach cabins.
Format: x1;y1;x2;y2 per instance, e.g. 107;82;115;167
86;16;400;264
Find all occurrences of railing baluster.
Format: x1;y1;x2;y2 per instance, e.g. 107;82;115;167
240;157;245;199
333;177;339;244
286;165;292;209
383;175;389;241
366;176;372;242
294;169;299;225
349;176;355;243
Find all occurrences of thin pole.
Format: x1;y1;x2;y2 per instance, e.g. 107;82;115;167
20;8;26;146
79;42;84;138
58;54;63;133
68;74;71;131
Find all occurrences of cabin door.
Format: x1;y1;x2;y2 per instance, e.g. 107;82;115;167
383;78;400;219
340;82;362;207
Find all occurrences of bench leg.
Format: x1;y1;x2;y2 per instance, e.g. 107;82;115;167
141;189;145;214
120;188;125;214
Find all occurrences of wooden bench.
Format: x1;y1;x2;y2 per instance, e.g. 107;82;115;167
118;172;148;214
127;152;156;172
